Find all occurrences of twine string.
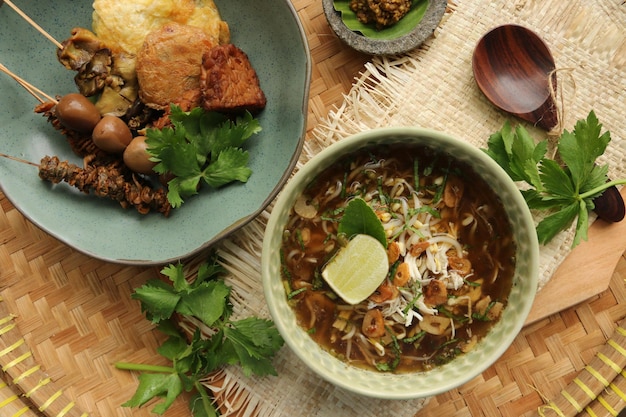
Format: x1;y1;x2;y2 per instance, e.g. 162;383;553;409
546;67;576;159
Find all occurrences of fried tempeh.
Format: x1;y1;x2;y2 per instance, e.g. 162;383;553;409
200;44;266;114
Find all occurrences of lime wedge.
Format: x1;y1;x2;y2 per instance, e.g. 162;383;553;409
321;234;389;304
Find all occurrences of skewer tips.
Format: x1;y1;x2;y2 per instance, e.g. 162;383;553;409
3;0;63;49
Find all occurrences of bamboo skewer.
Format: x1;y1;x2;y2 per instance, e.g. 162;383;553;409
0;1;61;104
2;0;63;49
0;63;57;104
0;153;38;167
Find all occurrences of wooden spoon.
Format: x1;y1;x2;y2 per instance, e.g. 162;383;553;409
472;24;558;131
473;24;624;222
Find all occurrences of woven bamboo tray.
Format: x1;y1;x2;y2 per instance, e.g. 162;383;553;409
1;0;625;416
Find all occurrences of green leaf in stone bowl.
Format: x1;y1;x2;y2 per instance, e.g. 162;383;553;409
333;0;429;39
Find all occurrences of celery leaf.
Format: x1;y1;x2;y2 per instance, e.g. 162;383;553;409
483;110;624;247
117;252;283;416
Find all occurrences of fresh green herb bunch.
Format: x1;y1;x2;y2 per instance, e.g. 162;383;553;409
483;111;626;247
146;105;262;208
116;252;283;416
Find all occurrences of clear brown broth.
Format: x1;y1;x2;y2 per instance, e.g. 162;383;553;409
280;143;516;372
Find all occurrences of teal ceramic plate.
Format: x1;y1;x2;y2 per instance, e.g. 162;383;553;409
0;0;310;265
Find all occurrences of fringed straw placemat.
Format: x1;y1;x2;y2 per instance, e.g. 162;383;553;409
0;0;625;416
183;0;626;415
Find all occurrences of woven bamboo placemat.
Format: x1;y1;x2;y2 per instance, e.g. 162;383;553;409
0;0;625;416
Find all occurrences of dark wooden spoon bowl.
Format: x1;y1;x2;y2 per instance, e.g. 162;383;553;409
472;24;559;130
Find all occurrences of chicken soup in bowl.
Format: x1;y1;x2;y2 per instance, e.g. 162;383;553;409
262;127;539;398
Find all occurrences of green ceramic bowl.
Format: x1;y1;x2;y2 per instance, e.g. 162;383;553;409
262;127;539;399
0;0;310;264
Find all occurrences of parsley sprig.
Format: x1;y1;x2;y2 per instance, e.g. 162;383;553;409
146;105;262;208
483;111;626;247
116;253;283;416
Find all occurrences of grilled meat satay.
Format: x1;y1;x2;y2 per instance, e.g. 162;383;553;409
39;155;171;216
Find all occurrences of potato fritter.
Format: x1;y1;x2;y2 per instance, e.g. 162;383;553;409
136;22;217;109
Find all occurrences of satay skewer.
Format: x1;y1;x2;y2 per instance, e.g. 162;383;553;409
0;62;57;104
0;153;172;216
2;0;63;49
